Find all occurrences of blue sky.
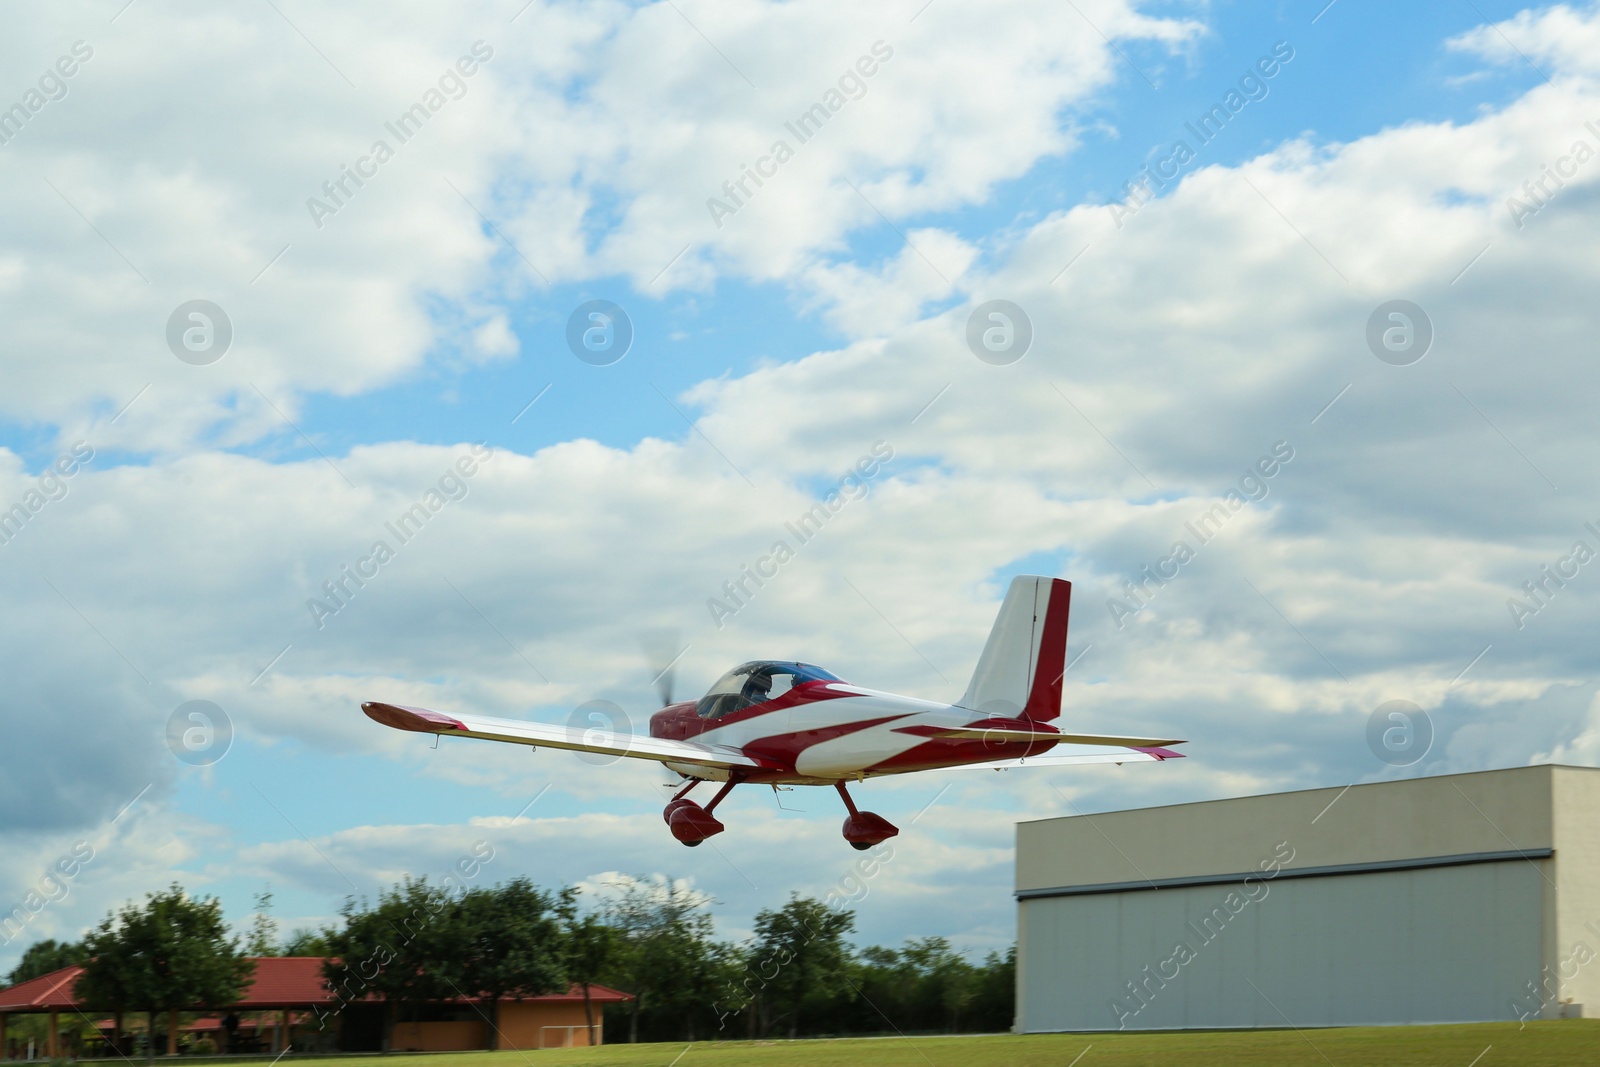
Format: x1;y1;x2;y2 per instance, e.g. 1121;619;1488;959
76;0;1549;470
6;0;1600;972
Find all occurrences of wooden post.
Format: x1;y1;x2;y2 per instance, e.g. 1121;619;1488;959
280;1009;290;1053
167;1009;179;1056
114;1012;124;1057
0;1010;8;1060
48;1011;60;1059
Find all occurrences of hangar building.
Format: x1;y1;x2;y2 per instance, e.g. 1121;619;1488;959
1015;764;1600;1031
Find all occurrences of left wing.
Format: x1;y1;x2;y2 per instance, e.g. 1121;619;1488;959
362;701;761;772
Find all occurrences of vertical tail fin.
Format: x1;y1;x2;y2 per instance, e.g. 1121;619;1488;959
957;576;1071;722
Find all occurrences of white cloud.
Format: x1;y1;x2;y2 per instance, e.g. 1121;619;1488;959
0;0;1199;454
1448;2;1600;75
800;228;977;336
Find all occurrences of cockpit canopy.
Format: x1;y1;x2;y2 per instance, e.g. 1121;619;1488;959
695;661;843;719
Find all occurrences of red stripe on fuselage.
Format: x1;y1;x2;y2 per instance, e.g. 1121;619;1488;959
867;734;1057;774
743;715;909;765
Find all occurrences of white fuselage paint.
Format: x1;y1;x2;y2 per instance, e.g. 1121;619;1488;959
664;684;992;782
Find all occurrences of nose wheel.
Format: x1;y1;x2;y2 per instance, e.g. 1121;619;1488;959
835;781;898;850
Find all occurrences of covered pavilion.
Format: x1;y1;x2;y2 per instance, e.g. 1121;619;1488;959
0;957;632;1056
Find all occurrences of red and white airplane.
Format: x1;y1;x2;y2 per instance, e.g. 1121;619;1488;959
363;576;1183;849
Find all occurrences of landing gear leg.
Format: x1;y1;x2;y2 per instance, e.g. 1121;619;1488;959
834;781;899;850
703;779;737;815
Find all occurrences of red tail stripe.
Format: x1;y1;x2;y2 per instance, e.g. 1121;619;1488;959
1022;579;1071;722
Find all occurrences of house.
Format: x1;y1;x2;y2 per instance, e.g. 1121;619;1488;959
0;956;633;1056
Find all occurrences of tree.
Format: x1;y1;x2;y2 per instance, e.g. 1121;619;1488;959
749;895;855;1039
280;927;330;956
245;888;278;957
564;912;615;1046
321;878;571;1051
6;938;85;985
321;879;457;1050
885;937;977;1033
600;875;727;1042
76;884;255;1061
836;944;908;1035
967;946;1015;1033
838;938;993;1036
451;880;570;1049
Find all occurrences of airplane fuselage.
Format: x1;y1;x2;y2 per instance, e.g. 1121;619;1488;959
649;680;1056;784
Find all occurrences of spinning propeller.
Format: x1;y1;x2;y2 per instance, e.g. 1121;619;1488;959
641;629;687;707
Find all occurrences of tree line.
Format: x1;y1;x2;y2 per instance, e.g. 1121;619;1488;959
5;886;253;1060
5;876;1014;1047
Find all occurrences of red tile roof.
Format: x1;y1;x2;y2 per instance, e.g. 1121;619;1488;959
517;982;634;1004
0;959;632;1013
0;966;82;1012
236;957;328;1008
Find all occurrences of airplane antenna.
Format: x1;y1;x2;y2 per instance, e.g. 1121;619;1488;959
771;784;804;812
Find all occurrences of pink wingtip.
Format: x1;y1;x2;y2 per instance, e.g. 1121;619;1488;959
1135;746;1186;760
362;701;466;733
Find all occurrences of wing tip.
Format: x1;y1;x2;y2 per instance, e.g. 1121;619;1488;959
362;701;467;733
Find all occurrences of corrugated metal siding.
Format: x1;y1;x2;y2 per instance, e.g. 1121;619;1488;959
1020;859;1544;1030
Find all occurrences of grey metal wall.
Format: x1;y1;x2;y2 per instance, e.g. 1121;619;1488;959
1019;859;1544;1031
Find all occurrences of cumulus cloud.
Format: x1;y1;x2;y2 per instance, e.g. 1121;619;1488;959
0;0;1198;455
1448;2;1600;75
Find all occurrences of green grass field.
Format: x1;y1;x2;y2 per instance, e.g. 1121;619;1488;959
193;1022;1598;1067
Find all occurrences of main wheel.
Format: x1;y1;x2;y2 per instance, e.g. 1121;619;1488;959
842;810;900;849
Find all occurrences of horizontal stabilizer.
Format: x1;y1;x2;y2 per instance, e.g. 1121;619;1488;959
943;745;1186;770
926;727;1185;748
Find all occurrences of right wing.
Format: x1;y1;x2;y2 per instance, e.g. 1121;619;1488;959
362;701;761;772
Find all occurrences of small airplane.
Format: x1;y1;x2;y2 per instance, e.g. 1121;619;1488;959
362;576;1184;849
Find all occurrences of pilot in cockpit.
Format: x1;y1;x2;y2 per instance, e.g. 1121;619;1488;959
739;671;772;706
